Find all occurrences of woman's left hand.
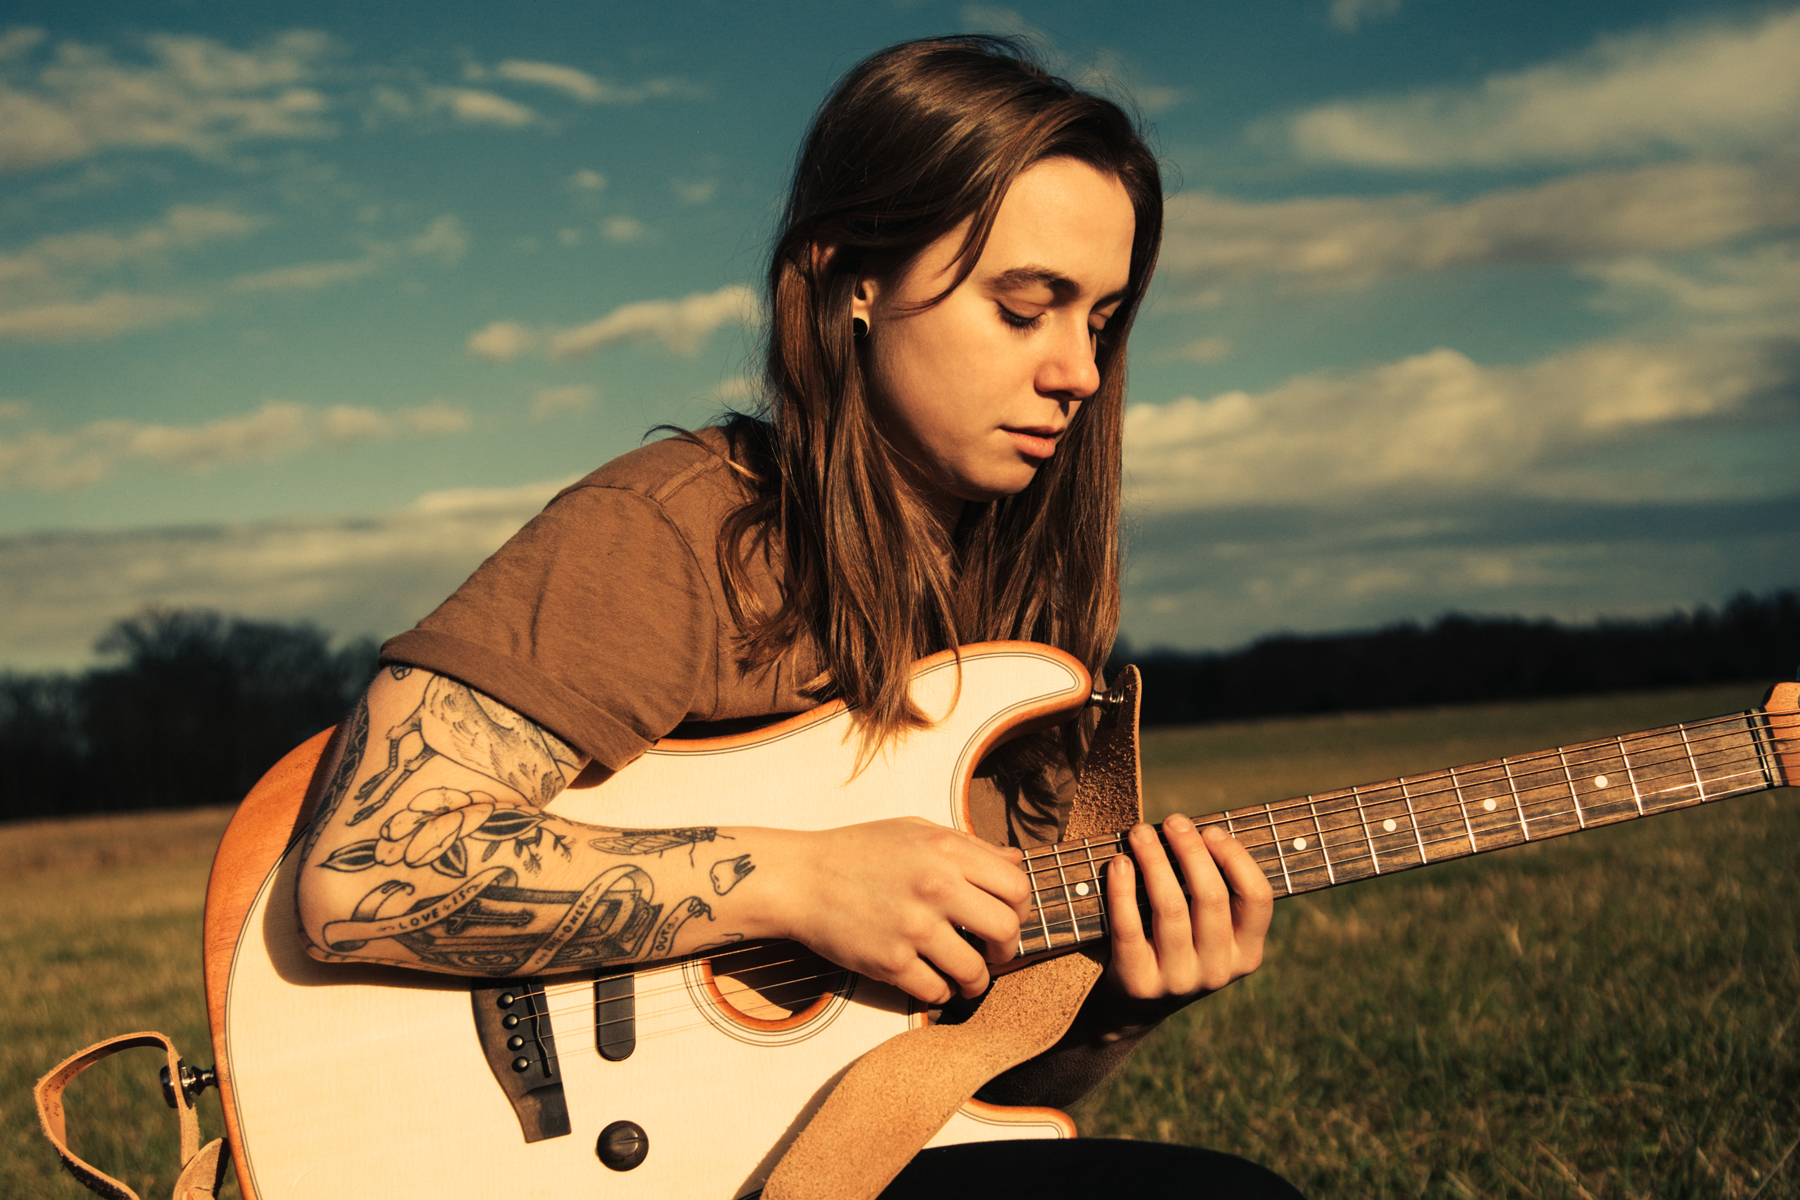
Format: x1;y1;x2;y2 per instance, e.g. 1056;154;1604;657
1102;814;1275;1012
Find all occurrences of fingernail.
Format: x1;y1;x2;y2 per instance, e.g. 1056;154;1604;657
1166;813;1192;833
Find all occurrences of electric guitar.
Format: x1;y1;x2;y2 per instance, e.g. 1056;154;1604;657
199;642;1798;1199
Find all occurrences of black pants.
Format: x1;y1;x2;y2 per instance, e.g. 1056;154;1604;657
878;1139;1304;1198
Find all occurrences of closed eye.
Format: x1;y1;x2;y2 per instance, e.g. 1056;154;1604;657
998;304;1043;331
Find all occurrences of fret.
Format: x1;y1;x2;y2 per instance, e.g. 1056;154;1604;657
1398;777;1430;862
1508;753;1585;841
1310;790;1378;882
1302;796;1335;885
1500;757;1532;840
1680;723;1708;804
1348;787;1382;875
1556;748;1587;829
1550;740;1638;827
1352;782;1426;870
1267;799;1332;893
1263;803;1294;895
1448;766;1478;854
1616;734;1646;815
1455;762;1530;852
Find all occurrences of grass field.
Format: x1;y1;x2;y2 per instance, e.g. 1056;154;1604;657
5;683;1796;1199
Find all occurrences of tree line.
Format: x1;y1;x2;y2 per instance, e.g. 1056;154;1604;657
3;591;1796;820
1118;589;1800;727
1;610;377;823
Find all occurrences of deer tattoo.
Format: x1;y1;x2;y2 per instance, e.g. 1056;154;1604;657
346;676;581;825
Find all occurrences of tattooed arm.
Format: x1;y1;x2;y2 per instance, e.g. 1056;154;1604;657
295;666;1031;997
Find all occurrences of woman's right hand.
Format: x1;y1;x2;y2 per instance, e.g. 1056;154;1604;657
756;818;1032;1004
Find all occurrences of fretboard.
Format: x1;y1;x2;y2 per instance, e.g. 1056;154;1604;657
1015;698;1796;957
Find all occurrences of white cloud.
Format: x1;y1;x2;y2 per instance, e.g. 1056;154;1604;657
227;258;377;293
1177;336;1231;364
492;60;702;105
1290;8;1800;167
429;86;536;127
1160;161;1800;295
0;479;573;670
671;178;717;205
409;214;468;264
0;291;206;341
0;204;259;288
1123;337;1795;511
549;284;760;358
1585;243;1800;334
569;168;606;191
1330;0;1402;32
0;398;472;491
467;319;536;361
601;216;648;243
0;29;333;171
530;384;595;421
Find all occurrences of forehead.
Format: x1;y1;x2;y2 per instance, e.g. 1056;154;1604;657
973;157;1135;297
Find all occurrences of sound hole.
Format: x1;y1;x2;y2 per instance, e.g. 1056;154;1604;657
706;941;845;1026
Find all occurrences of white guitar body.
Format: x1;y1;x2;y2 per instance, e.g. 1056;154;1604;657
207;643;1091;1200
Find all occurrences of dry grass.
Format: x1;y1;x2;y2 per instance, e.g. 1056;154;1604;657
4;683;1795;1198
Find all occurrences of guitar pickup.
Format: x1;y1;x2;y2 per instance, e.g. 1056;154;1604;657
470;980;571;1142
595;970;636;1061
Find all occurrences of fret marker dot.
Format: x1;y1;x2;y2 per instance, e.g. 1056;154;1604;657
1292;836;1308;851
1383;818;1398;833
1075;882;1090;897
1483;798;1498;812
1594;775;1608;788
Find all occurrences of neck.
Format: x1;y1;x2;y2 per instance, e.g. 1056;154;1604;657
1013;693;1797;958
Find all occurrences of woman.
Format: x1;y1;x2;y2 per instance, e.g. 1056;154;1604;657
296;35;1293;1198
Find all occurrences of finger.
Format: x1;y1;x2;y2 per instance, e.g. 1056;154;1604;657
1166;813;1234;989
1103;852;1160;995
956;846;1034;922
920;927;993;999
889;958;958;1006
942;888;1026;964
1204;824;1276;943
1129;822;1195;968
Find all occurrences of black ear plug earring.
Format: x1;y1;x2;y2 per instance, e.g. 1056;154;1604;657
852;317;868;340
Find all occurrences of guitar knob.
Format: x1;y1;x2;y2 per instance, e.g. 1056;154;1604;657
596;1120;648;1171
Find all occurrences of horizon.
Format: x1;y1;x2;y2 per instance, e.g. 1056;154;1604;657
3;1;1797;672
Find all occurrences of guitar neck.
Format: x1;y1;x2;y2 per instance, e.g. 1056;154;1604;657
1016;686;1800;957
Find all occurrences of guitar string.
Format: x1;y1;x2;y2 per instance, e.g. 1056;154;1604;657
505;743;1784;1037
491;721;1786;1017
480;711;1786;1013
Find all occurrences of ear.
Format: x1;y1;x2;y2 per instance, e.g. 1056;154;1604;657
850;273;877;327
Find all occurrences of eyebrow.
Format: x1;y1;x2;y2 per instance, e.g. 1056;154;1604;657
987;265;1128;308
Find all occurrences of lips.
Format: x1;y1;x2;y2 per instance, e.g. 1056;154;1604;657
1003;426;1063;459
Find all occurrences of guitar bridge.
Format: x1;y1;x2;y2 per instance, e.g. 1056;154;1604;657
470;980;571;1142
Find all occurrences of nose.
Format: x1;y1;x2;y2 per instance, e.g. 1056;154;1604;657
1036;318;1101;403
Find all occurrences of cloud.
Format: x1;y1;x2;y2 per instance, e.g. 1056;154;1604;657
1123;336;1797;511
0;291;206;341
0;29;333;172
569;168;606;191
601;216;648;243
1159;160;1800;295
1330;0;1402;32
0;399;472;491
0;477;574;671
429;86;536;127
1289;8;1800;167
530;384;595;421
1121;494;1800;651
409;214;468;264
1177;337;1231;364
1585;243;1800;335
549;284;760;358
671;178;716;205
467;319;536;361
0;204;260;287
227;258;378;293
492;60;703;105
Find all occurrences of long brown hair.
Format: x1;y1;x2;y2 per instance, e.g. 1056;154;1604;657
720;36;1162;772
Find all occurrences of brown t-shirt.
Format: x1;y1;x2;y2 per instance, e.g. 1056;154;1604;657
381;428;1063;847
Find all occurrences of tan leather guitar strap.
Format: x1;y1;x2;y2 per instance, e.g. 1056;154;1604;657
764;666;1145;1200
34;1031;231;1200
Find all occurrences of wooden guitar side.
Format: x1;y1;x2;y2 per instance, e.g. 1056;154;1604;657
203;642;1089;1200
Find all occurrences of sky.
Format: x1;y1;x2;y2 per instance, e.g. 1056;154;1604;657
2;0;1797;671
